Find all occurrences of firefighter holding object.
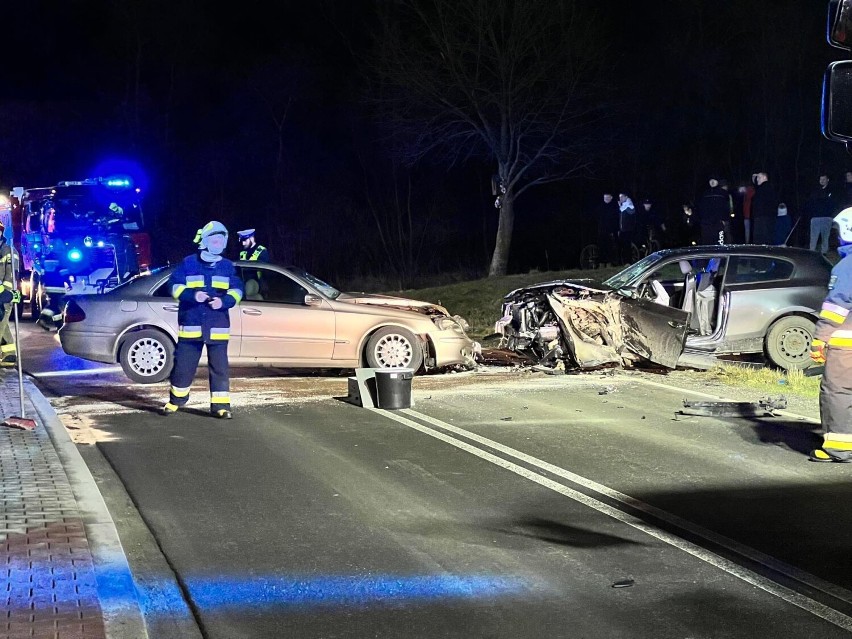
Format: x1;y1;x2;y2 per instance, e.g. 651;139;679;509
809;208;852;462
161;221;243;419
237;229;270;262
0;222;19;365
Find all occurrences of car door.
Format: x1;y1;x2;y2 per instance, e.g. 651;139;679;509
238;266;336;361
146;273;242;359
618;296;690;368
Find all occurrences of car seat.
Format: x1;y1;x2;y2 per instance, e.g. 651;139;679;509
694;258;720;335
244;279;263;301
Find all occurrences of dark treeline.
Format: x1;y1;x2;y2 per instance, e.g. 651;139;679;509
0;0;847;288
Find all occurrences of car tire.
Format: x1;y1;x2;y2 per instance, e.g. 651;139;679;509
119;329;175;384
365;326;424;371
765;315;815;371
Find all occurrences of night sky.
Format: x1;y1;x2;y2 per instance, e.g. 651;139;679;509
2;0;848;284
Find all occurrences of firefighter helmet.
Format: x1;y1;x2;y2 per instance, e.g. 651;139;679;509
194;221;229;254
835;208;852;244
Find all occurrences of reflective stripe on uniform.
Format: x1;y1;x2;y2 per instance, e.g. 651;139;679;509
250;246;266;261
227;288;242;303
820;301;849;325
211;276;230;289
178;325;203;339
209;328;230;340
186;275;205;288
0;344;16;354
828;329;852;348
172;283;186;298
170;385;191;398
824;438;852;451
210;391;230;404
2;281;12;290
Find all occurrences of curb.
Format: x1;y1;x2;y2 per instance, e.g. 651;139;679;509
26;375;149;639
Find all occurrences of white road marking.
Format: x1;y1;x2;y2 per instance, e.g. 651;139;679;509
31;367;123;378
371;407;852;631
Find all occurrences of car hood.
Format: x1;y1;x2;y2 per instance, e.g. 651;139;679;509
338;292;450;317
504;278;611;300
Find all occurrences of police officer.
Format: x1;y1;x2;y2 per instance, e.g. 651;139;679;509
809;208;852;461
0;221;19;364
237;229;270;262
161;221;243;419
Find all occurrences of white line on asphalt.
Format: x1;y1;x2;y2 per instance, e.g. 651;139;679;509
32;367;123;378
371;407;852;632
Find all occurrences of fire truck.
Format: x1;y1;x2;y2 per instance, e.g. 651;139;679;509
13;176;152;326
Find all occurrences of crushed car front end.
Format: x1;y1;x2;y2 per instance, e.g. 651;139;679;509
496;281;689;371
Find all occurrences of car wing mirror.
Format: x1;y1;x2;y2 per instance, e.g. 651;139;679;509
304;294;323;307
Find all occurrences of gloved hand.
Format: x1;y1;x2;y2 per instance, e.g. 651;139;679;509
11;291;21;304
194;291;210;303
208;296;223;310
810;340;827;364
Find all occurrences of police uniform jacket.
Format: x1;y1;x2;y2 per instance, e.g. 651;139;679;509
239;244;270;262
170;255;243;343
813;244;852;352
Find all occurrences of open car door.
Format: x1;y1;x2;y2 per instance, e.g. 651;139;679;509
619;297;690;368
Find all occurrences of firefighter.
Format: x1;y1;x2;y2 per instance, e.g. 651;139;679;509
161;221;243;419
0;221;20;364
237;229;270;262
809;208;852;462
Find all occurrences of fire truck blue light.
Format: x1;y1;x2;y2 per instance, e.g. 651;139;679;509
67;248;83;262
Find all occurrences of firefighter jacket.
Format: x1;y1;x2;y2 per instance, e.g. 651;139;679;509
813;244;852;352
239;244;269;262
0;242;14;301
170;255;243;344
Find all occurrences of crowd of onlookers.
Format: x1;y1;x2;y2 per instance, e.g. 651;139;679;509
592;170;852;266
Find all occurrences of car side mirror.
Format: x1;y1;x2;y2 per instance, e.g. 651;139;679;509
822;60;852;143
304;294;323;307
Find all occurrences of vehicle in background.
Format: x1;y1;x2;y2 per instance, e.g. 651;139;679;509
497;245;831;372
14;176;151;327
58;262;479;383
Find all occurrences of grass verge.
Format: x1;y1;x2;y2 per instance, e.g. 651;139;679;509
700;364;820;399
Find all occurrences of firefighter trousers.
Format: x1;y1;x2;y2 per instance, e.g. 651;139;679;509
168;340;231;412
0;308;16;360
819;348;852;461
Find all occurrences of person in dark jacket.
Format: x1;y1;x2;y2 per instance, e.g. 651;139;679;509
161;221;244;419
594;191;620;266
750;171;779;244
803;174;836;254
809;208;852;462
696;176;731;245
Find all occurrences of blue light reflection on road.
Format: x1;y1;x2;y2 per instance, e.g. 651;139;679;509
183;574;535;610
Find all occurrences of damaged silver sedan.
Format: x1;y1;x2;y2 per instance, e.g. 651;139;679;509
495;280;690;371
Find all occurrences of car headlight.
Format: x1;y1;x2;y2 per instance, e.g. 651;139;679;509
433;316;465;333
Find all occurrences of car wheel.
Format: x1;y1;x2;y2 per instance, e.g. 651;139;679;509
365;326;424;371
765;315;815;371
119;329;175;384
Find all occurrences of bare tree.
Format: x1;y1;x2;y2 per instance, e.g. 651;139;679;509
367;0;610;276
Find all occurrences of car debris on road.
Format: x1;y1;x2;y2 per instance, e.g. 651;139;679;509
677;397;787;417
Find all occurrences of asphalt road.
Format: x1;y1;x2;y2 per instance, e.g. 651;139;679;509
18;323;852;638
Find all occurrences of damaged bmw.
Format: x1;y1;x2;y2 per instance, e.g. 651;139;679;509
495;245;831;372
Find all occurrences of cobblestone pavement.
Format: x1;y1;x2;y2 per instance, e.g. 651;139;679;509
0;374;107;639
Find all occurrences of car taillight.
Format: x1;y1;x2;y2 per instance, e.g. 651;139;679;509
63;300;86;324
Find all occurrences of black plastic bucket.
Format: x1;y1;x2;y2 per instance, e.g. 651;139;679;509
374;368;414;409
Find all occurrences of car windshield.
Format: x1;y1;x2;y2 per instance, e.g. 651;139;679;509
288;267;341;299
603;252;665;290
